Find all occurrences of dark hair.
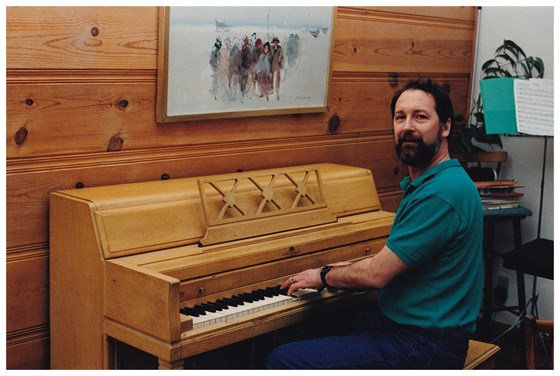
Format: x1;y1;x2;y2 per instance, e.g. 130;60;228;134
390;78;454;128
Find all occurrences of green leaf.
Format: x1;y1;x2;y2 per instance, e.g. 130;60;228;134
484;67;507;77
521;63;530;78
496;52;517;71
481;59;499;71
533;57;545;77
503;40;527;60
473;112;484;123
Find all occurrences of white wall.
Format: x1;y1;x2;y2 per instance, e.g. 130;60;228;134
473;6;554;324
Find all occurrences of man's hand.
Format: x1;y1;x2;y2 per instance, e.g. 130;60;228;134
281;267;323;296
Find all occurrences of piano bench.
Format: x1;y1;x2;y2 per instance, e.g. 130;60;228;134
463;339;500;369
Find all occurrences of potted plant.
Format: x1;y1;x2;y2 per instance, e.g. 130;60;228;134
451;39;545;156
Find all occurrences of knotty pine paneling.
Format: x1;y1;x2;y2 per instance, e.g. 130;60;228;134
6;6;478;369
6;136;404;249
7;72;469;158
6;7;158;70
6;251;49;332
329;73;471;135
6;6;475;72
334;7;476;74
6;332;50;369
6;72;359;158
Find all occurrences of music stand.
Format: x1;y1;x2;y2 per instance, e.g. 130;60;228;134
481;78;553;318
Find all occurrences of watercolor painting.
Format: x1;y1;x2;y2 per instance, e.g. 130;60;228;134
156;6;334;122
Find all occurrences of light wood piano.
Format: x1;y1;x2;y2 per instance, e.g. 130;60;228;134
49;163;394;369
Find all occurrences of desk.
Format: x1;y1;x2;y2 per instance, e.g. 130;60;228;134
482;207;532;321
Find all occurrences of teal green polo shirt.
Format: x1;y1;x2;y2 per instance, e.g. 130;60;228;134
378;159;483;333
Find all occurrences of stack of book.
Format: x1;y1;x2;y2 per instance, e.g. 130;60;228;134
475;180;523;210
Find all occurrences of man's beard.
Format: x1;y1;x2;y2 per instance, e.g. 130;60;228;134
395;130;443;167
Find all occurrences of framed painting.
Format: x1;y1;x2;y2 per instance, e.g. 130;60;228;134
156;6;335;122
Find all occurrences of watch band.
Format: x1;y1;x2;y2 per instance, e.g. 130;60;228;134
320;265;333;289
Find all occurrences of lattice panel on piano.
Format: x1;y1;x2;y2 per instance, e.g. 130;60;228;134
198;167;337;245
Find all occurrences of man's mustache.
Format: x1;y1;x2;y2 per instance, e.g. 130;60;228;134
397;132;423;147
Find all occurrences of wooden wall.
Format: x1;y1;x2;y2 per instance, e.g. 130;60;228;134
5;6;478;369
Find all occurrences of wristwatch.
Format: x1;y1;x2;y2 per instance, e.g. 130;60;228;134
320;265;333;289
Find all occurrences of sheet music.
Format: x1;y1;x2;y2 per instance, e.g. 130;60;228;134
514;79;554;136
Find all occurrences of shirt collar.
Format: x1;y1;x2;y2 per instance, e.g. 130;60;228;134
400;159;461;193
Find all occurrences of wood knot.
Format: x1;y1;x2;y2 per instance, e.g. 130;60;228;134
388;73;399;88
327;113;340;134
14;127;28;146
90;27;99;37
118;99;129;109
107;134;124;152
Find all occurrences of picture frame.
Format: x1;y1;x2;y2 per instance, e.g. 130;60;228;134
156;6;335;123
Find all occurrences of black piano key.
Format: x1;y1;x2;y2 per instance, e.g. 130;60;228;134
213;299;230;309
213;303;227;311
201;302;223;312
227;295;245;305
268;285;284;295
211;301;227;311
181;307;201;317
268;285;285;296
261;287;276;298
194;303;214;313
222;297;243;307
235;293;256;303
251;290;266;300
187;305;208;316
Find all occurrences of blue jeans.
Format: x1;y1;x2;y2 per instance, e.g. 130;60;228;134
265;307;469;369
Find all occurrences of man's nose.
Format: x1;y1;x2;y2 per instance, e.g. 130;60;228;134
401;116;415;131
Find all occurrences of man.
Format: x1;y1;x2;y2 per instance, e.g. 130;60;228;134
270;36;284;100
266;79;483;369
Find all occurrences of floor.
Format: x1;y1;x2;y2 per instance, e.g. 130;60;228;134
472;317;553;369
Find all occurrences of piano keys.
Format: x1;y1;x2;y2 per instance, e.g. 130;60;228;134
49;163;394;369
182;286;319;330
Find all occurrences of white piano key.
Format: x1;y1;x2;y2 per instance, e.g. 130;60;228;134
192;309;223;328
291;288;319;298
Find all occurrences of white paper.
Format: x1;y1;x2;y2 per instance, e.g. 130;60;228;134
514;79;554;136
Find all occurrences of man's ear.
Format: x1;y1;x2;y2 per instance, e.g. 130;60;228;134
442;118;452;137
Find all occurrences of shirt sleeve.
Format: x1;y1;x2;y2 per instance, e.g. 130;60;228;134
386;194;462;268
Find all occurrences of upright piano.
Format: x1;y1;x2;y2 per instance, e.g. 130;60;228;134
49;163;394;369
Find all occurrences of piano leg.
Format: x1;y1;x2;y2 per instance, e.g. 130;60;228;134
158;359;184;370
